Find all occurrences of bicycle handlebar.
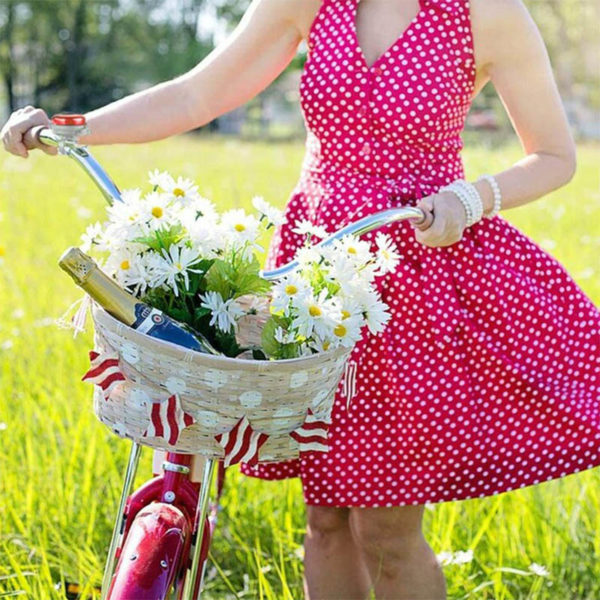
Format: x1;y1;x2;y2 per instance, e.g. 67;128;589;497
27;115;433;280
24;123;123;206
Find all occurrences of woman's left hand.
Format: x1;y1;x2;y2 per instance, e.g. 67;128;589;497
410;191;468;248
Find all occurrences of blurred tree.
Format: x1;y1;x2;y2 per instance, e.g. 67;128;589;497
0;0;215;115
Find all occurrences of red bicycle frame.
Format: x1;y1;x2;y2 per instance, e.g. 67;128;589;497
102;447;223;599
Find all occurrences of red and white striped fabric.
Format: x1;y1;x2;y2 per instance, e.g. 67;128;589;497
82;350;126;401
289;408;330;452
214;416;269;467
342;360;358;409
143;394;196;446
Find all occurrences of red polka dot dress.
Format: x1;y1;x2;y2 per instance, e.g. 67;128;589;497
240;0;600;507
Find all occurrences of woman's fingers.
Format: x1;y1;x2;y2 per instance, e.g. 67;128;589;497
4;127;28;158
411;195;435;231
0;107;55;158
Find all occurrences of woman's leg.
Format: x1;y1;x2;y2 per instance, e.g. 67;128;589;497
349;505;446;600
304;505;372;600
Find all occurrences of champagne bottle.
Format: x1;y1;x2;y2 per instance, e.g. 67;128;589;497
59;247;220;355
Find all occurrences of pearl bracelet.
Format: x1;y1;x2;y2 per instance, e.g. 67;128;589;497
453;179;484;224
439;182;473;226
476;174;502;218
439;180;484;227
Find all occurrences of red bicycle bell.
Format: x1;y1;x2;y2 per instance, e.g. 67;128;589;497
50;113;90;140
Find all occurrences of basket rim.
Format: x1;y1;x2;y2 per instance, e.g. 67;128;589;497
91;303;352;370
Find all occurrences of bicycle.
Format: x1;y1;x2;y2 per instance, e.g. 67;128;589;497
23;113;431;600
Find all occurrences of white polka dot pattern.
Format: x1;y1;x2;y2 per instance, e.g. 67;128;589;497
240;0;600;507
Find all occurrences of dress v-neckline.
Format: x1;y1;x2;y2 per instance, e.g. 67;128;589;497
351;0;427;71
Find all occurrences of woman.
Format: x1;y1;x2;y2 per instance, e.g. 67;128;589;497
2;0;599;598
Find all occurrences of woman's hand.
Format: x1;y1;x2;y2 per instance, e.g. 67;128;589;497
411;192;468;248
1;106;58;158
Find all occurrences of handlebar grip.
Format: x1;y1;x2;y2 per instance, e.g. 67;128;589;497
23;125;49;148
410;207;434;231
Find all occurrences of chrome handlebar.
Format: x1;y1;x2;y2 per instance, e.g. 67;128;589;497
25;124;123;206
259;207;424;280
27;119;429;280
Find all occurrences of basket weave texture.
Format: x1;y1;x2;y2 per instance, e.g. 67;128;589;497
91;304;353;462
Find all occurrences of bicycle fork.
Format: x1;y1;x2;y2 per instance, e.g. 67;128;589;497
100;442;218;600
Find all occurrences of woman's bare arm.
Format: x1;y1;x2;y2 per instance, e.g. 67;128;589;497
468;0;577;214
78;0;305;146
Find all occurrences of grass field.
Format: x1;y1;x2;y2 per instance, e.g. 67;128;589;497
1;134;599;599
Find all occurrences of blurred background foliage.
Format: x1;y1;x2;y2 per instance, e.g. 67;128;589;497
0;0;598;141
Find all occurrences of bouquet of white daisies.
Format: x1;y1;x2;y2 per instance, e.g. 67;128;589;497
80;169;401;359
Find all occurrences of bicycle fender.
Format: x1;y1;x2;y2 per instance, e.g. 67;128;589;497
107;502;190;600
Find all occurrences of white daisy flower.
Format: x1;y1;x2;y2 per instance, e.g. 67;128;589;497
452;549;474;565
292;289;342;339
270;273;311;315
359;289;391;335
292;219;329;239
307;336;334;353
199;291;245;333
148;169;173;190
107;188;146;227
528;563;549;577
330;312;363;348
106;249;140;282
375;232;401;274
187;196;218;220
221;209;260;246
185;213;224;257
158;244;203;296
80;222;104;253
436;552;454;566
118;252;158;296
252;195;286;227
333;235;373;266
323;253;359;289
338;297;364;321
162;175;202;203
141;191;174;228
295;245;323;267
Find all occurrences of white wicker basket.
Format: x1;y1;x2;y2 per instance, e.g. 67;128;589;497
90;304;354;462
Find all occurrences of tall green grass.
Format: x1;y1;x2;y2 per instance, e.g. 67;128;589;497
0;135;599;599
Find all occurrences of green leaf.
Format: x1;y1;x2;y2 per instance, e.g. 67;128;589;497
215;328;243;358
260;316;300;359
261;316;282;358
204;259;235;298
133;224;185;253
204;255;271;300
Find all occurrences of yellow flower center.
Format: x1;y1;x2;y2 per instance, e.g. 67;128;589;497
382;249;390;259
285;284;298;295
309;305;322;317
334;324;347;337
341;310;351;320
234;223;246;232
151;206;163;218
347;247;357;255
120;260;130;270
176;262;183;271
323;340;331;351
173;187;185;197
